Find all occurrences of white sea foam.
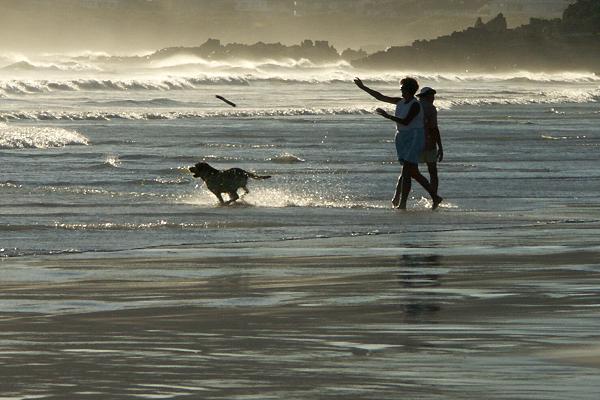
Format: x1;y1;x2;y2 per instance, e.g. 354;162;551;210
52;220;216;231
151;55;352;70
0;123;89;149
1;67;599;97
414;196;458;210
1;60;102;73
1;84;597;120
267;153;306;163
9;51;599;86
103;154;121;167
0;107;374;121
0;76;248;95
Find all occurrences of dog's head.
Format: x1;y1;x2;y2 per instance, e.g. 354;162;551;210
189;162;212;178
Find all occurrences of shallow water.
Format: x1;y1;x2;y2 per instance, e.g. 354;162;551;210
1;60;599;398
1;77;599;256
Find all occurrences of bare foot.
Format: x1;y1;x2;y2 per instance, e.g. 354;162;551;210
432;195;443;210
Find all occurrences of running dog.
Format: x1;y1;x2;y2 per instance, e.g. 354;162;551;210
189;162;271;205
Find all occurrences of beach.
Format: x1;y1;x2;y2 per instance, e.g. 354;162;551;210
1;60;600;397
2;229;600;399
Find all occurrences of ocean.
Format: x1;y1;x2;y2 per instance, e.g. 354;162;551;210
1;56;599;398
2;58;599;257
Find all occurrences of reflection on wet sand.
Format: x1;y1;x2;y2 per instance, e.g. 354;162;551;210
397;255;442;319
0;247;599;399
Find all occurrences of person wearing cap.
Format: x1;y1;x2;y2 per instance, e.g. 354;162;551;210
417;87;443;194
354;77;443;210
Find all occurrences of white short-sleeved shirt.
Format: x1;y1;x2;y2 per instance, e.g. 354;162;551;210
394;98;423;133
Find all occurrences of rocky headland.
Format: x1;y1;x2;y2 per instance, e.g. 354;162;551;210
82;0;600;72
353;0;600;72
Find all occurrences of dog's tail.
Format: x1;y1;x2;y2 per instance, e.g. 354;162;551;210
246;171;272;180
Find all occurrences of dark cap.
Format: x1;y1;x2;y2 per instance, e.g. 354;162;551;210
416;87;437;97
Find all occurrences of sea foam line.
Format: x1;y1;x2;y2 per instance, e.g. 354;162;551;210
0;107;374;121
0;76;249;95
2;87;599;122
1;70;599;96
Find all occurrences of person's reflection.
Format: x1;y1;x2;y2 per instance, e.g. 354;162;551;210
397;255;442;320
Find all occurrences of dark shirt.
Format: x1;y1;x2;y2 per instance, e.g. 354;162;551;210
420;100;438;150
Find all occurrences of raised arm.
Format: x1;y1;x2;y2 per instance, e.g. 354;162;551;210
354;77;401;104
375;102;421;126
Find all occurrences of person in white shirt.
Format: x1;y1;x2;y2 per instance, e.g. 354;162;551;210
354;77;443;210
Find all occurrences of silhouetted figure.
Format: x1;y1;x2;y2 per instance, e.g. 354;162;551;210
354;77;442;210
417;87;443;194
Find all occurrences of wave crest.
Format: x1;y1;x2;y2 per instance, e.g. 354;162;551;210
1;60;102;73
0;123;89;149
2;69;599;96
0;107;373;121
0;76;249;95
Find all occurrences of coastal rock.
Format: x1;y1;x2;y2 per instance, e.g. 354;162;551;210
352;0;600;72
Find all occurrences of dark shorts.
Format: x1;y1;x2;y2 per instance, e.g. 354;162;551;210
420;148;438;163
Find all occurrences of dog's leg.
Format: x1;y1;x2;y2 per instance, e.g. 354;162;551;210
212;191;225;205
240;186;249;198
226;191;240;205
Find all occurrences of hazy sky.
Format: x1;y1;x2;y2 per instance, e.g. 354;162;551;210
0;0;573;55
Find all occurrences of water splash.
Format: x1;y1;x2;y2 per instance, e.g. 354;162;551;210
414;196;458;210
103;154;122;167
267;152;306;164
181;186;386;209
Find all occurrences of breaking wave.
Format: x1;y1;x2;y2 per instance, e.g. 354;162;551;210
433;88;600;110
0;123;90;149
400;71;600;84
0;107;374;121
1;68;599;96
1;60;102;73
0;76;249;95
2;86;598;121
83;97;193;107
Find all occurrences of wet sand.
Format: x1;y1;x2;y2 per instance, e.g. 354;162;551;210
1;228;600;399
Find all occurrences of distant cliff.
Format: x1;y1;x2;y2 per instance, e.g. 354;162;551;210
84;0;599;72
146;39;343;63
353;0;600;72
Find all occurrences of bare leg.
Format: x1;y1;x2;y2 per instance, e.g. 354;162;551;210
398;166;412;210
405;163;443;210
392;175;402;208
427;162;438;194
